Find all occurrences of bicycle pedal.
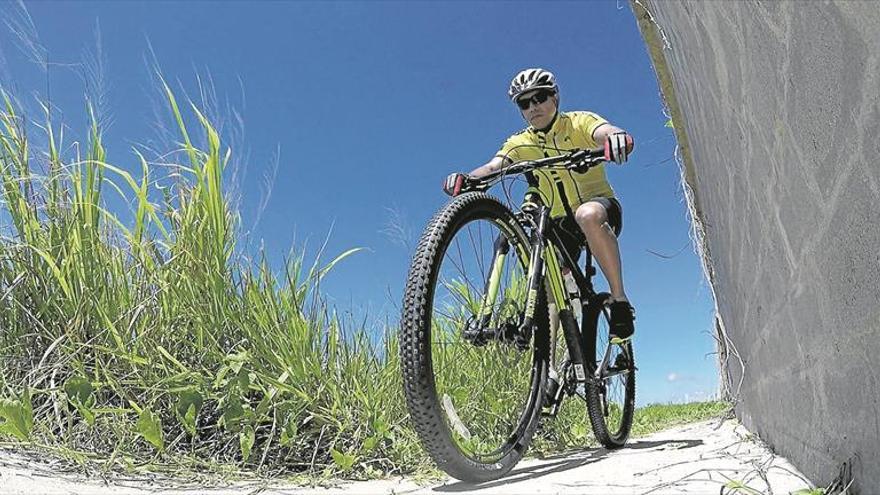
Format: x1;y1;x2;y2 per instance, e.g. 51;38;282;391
612;352;634;370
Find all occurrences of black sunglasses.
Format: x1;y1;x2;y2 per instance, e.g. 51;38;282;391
516;90;555;110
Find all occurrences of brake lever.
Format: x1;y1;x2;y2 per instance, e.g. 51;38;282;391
567;150;603;173
568;159;595;173
463;177;490;193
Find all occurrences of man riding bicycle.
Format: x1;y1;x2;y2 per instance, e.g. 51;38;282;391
443;67;636;342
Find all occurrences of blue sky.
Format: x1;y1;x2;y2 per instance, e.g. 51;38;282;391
1;1;718;405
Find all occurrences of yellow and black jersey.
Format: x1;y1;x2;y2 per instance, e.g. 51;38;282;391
497;111;614;218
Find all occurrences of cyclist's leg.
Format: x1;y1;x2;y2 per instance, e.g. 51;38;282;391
573;198;626;302
574;198;634;340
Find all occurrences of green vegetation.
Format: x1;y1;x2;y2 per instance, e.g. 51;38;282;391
630;400;730;438
0;82;728;479
0;84;417;477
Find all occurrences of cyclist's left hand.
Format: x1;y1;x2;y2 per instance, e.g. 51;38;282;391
443;172;472;197
605;132;634;164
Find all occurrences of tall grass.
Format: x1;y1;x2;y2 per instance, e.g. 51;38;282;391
0;83;427;475
0;82;725;478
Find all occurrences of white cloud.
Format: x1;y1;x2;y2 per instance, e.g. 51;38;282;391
667;372;679;382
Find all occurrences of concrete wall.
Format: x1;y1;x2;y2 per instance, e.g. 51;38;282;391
633;1;880;492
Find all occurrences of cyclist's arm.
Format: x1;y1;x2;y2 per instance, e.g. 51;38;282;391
468;155;512;178
592;123;634;154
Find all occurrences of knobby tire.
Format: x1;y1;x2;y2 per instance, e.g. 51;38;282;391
399;193;550;482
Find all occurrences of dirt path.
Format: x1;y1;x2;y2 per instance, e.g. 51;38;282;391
1;419;814;494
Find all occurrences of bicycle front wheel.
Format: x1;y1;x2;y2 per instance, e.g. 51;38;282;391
583;292;636;448
400;193;549;482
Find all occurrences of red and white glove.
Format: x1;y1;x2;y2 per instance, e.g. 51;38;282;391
443;173;471;197
604;132;634;164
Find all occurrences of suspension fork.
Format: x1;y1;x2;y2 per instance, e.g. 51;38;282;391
476;234;510;328
519;207;549;332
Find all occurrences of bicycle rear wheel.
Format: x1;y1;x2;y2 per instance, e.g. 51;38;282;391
400;193;549;482
583;292;636;448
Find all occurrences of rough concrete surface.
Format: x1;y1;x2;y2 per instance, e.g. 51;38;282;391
633;1;880;493
0;420;812;494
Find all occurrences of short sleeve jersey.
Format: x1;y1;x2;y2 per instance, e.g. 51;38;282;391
497;111;614;218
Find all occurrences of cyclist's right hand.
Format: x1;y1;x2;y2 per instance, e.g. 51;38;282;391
604;132;634;164
443;172;473;197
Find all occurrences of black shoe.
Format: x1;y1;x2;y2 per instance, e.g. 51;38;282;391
608;301;635;343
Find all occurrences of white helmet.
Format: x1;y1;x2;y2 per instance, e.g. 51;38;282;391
508;68;558;100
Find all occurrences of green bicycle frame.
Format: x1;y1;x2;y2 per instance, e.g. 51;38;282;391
542;242;569;312
473;203;589;383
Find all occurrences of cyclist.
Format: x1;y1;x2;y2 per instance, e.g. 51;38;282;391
443;68;636;341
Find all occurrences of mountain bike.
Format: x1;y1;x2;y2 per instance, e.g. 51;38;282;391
399;147;636;482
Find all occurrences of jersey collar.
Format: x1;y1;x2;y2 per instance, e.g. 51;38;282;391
528;111;567;139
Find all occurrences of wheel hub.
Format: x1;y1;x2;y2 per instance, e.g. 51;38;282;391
462;316;532;350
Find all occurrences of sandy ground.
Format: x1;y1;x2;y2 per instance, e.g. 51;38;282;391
0;419;815;495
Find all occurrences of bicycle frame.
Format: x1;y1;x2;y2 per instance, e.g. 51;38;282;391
476;194;605;388
467;146;633;406
477;199;637;419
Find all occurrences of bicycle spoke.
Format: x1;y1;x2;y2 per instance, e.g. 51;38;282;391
448;235;483;304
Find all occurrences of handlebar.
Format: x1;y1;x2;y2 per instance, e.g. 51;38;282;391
462;147;606;193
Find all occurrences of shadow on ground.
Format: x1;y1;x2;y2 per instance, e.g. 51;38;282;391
434;438;702;492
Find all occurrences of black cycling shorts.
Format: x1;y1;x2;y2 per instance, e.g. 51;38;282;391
552;197;623;263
